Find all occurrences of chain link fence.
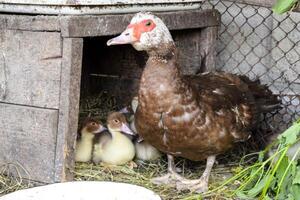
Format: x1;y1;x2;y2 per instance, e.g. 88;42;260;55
200;0;300;134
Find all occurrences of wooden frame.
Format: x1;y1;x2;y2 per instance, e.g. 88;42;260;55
60;9;220;37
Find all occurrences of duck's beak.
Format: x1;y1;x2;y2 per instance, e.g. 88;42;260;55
121;123;136;136
107;28;137;46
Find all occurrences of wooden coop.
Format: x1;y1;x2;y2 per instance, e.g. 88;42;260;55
0;8;220;183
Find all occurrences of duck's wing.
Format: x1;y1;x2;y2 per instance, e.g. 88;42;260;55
184;72;280;128
93;131;112;151
185;72;252;110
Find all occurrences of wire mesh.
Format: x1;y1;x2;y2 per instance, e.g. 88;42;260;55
200;0;300;133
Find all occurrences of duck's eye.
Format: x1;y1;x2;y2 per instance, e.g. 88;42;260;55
114;119;119;123
91;122;96;126
145;21;152;26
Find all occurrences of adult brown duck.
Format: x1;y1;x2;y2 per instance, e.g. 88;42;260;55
107;12;280;193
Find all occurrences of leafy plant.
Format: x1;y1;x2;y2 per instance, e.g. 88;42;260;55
203;118;300;200
272;0;299;14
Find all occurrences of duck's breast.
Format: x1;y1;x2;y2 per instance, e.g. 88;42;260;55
75;136;94;162
100;134;135;165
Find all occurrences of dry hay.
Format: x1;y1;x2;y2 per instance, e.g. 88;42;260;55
79;90;118;124
0;163;33;196
73;158;243;200
0;155;258;200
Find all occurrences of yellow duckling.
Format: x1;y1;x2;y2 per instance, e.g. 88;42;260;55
92;112;136;165
130;96;162;161
75;118;106;162
135;137;162;161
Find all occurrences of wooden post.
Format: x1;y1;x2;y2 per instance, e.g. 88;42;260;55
200;26;218;72
55;38;83;182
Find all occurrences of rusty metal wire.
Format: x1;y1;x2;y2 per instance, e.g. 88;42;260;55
200;0;300;134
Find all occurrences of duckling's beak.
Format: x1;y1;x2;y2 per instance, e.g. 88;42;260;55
121;123;136;136
96;126;107;133
107;28;137;46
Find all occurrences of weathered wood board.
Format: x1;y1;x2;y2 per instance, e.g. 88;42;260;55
55;38;83;182
173;30;203;75
0;14;60;32
0;103;58;183
0;0;203;5
0;30;62;109
60;9;221;37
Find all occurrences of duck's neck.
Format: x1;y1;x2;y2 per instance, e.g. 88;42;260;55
108;129;130;142
147;42;177;61
139;42;192;112
81;130;95;140
144;42;181;82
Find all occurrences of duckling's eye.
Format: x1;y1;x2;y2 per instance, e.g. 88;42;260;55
91;122;96;126
145;21;152;26
114;119;119;123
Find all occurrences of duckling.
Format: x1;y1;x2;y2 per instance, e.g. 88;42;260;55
130;96;162;161
75;118;106;162
135;138;162;161
92;112;136;165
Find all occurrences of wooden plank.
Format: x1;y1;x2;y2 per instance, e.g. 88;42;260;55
0;17;5;30
55;38;83;182
0;30;62;109
0;29;7;100
0;3;202;15
173;30;203;75
0;103;58;183
60;9;221;37
0;0;203;5
199;26;218;72
0;14;60;31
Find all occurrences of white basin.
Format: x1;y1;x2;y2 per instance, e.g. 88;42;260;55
0;181;161;200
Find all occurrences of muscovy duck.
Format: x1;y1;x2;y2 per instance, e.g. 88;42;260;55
107;12;280;193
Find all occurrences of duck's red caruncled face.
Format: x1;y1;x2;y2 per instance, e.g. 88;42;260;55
107;19;156;46
127;19;156;41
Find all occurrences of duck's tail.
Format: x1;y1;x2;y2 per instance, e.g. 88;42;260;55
239;75;282;113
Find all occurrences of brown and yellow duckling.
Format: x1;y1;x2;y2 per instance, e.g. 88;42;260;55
92;112;136;165
75;118;106;162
